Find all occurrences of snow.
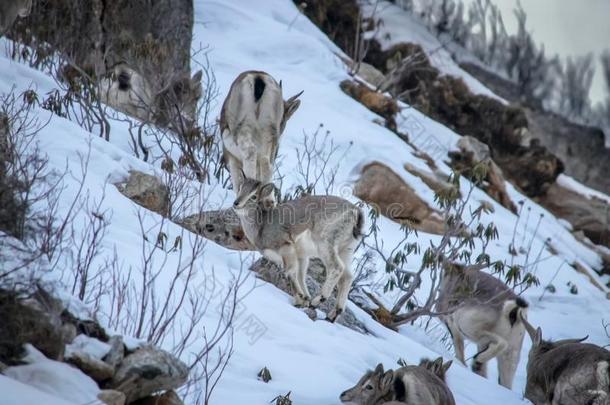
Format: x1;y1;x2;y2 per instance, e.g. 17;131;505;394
557;174;610;204
3;345;100;404
0;0;609;404
65;335;112;360
359;0;505;101
0;375;74;405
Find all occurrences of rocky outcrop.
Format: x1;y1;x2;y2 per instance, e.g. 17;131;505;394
8;0;199;124
340;80;399;130
98;390;127;405
133;390;183;405
298;4;565;197
353;162;445;234
537;182;609;248
461;62;610;195
178;210;368;331
116;171;170;216
364;42;563;197
110;346;189;403
66;350;115;382
0;289;67;364
0;283;188;404
250;258;369;334
449;136;517;213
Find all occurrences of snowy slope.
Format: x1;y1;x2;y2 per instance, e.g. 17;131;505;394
1;0;609;404
359;0;504;101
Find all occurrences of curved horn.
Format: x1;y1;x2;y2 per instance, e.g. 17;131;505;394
285;90;304;104
519;312;537;342
555;336;589;346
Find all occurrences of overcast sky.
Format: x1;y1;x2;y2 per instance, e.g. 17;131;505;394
463;0;610;104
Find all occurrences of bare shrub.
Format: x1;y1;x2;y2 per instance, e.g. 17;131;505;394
279;123;351;199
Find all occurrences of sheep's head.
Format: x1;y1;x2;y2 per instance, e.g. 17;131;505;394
340;363;394;405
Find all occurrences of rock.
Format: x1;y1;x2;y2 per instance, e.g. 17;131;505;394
65;350;115;382
132;390;183;405
250;258;369;334
5;345;100;404
8;0;198;124
461;62;610;195
0;289;66;363
61;310;109;342
353;162;445;235
449;136;517;213
403;163;458;198
537;182;609;249
98;390;127;405
363;41;563;198
353;62;386;88
104;335;126;370
177;209;254;251
117;171;169;216
110;346;189;403
571;262;608;297
339;80;399;130
66;334;112;359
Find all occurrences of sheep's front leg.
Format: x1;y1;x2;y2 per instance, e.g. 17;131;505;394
275;247;308;307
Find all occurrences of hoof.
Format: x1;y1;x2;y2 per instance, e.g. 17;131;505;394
471;360;483;373
326;308;343;323
310;295;326;308
293;294;311;308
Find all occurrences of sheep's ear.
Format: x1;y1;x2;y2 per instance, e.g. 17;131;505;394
442;360;453;374
432;357;443;370
260;183;275;197
380;370;394;390
534;327;543;346
192;70;203;84
374;363;384;374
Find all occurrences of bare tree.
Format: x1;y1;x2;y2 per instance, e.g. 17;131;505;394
555;54;595;122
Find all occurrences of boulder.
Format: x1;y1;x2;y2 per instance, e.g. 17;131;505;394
61;309;110;342
449;136;517;213
340;80;399;130
0;289;66;363
537;182;609;248
116;171;169;216
353;62;387;88
65;351;115;382
132;390;183;405
403;163;458;198
250;258;368;334
110;346;188;403
461;61;610;195
353;162;445;235
5;345;100;404
104;335;126;370
98;390;127;405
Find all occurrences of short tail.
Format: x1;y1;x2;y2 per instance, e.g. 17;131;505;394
254;76;266;102
353;209;365;239
505;297;528;327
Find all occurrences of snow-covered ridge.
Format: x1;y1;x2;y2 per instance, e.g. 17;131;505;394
1;0;609;404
